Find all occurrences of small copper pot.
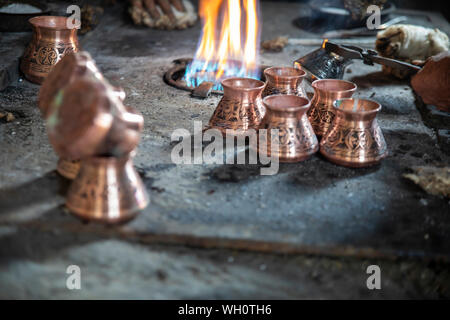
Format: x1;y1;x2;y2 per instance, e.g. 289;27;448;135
65;154;149;223
262;67;306;98
21;16;80;84
258;95;318;162
320;98;388;167
308;79;357;137
209;78;265;135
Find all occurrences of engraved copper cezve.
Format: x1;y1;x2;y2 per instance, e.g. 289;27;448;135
258;95;318;163
65;154;149;224
262;67;306;98
208;78;266;135
320;98;388;167
21;16;80;84
308;79;357;137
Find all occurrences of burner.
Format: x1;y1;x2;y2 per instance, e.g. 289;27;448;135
164;58;268;98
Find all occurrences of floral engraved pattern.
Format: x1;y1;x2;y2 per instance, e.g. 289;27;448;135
37;46;58;65
307;101;335;136
262;84;301;98
259;114;318;161
209;97;264;131
21;38;79;83
321;123;387;162
66;160;142;217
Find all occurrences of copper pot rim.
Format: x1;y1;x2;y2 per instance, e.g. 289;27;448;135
312;79;357;93
263;94;310;112
264;66;306;79
221;77;265;92
333;98;382;115
29;16;80;31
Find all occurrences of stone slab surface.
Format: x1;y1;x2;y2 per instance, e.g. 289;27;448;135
0;1;449;299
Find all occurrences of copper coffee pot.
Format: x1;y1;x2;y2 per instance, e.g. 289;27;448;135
320;98;388;167
39;52;103;179
261;67;306;98
45;76;148;223
65;153;148;224
21;16;80;84
258;95;318;162
41;52;128;179
208;78;266;135
308;79;357;137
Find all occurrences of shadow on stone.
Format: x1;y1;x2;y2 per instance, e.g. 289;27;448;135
0;171;70;216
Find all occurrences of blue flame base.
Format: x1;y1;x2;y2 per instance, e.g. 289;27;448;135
184;60;261;91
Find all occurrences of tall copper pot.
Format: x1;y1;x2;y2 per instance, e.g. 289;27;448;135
320;98;388;167
21;16;79;84
308;79;357;137
208;78;265;135
258;95;318;163
262;67;306;98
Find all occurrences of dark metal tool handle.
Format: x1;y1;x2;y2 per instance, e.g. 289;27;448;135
326;42;421;75
368;55;421;74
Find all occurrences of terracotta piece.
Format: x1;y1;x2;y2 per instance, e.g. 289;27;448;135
411;51;450;111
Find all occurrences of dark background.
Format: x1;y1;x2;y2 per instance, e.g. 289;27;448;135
10;0;446;21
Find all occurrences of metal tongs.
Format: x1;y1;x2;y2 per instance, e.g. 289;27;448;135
324;41;421;75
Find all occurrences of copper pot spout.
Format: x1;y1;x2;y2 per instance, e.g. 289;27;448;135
308;79;357;137
208;77;266;135
262;67;306;98
65;154;149;223
258;95;318;162
21;16;80;84
320;98;388;167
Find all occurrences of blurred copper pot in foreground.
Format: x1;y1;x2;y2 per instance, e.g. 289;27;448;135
208;78;265;135
308;79;357;137
21;16;80;84
65;154;149;223
262;67;306;98
39;52;101;117
258;95;318;163
320;98;388;168
46;78;114;160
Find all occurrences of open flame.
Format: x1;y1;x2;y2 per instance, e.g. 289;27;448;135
185;0;261;90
